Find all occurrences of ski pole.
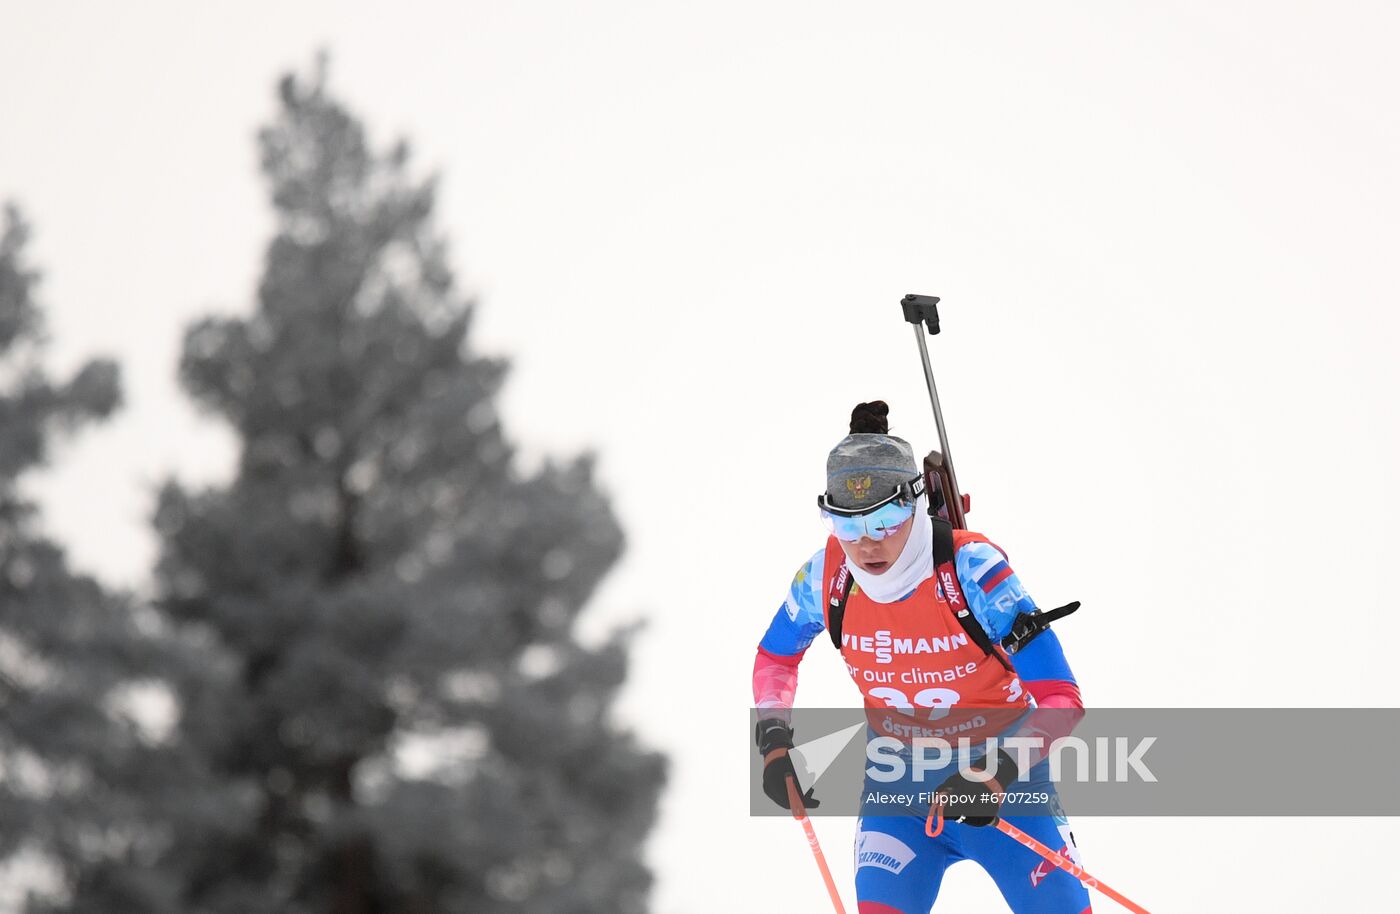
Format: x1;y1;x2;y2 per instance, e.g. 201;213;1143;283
994;819;1153;914
900;293;967;529
786;775;849;914
926;803;1152;913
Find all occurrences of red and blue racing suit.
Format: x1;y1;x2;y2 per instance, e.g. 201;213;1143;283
754;535;1092;914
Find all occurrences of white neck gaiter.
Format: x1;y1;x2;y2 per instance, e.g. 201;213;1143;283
844;495;934;604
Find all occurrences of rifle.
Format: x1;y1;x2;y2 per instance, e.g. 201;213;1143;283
900;293;1079;654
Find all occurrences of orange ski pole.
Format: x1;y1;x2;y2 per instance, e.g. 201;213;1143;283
786;775;849;914
926;804;1152;913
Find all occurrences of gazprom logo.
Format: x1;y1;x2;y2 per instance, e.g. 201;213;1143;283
855;830;916;875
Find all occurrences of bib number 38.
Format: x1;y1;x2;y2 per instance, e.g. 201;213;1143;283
866;686;962;720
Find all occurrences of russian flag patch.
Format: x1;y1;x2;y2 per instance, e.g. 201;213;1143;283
977;560;1014;593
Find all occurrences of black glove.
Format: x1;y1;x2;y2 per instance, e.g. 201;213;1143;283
755;718;819;811
932;749;1019;827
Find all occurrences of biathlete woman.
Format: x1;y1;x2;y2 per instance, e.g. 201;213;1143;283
752;401;1092;913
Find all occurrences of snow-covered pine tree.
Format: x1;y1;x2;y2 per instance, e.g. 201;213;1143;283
0;205;208;913
154;60;665;914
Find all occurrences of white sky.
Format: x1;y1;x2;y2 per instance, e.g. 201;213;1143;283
3;2;1398;910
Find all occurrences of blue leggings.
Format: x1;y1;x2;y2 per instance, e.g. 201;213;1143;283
853;802;1091;913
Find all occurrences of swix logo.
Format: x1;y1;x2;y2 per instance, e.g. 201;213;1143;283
830;566;850;607
939;570;962;607
842;628;969;664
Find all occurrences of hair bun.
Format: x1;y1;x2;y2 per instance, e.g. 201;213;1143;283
849;400;890;435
